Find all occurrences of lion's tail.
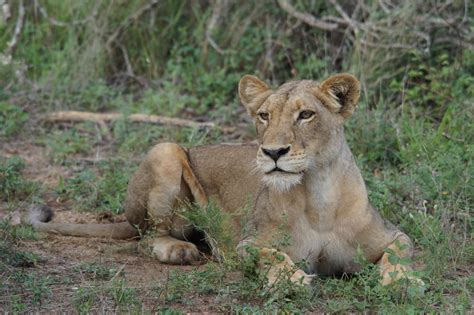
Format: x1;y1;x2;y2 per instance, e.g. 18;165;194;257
24;205;139;239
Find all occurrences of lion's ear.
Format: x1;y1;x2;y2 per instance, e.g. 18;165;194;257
239;75;271;116
320;74;360;119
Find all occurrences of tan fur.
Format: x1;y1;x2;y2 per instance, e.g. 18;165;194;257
28;74;419;285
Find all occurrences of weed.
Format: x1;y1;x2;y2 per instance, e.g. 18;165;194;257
178;200;237;263
72;287;99;314
1;272;54;307
0;102;28;138
109;279;139;311
42;123;98;164
161;263;226;303
73;262;117;281
0;156;39;202
8;295;26;314
56;159;135;213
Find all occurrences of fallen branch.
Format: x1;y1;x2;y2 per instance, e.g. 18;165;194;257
43;111;215;129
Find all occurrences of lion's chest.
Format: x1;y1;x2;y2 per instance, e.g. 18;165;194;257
289;215;359;275
286;172;360;275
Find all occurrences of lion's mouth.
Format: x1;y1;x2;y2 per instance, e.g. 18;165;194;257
266;167;304;175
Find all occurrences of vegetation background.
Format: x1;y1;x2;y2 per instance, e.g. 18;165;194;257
0;0;472;313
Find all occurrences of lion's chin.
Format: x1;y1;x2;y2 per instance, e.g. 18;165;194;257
262;172;303;193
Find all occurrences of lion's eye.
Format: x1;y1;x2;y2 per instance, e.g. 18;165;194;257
258;112;269;121
298;110;315;120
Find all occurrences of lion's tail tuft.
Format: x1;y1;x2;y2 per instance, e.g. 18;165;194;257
24;204;54;226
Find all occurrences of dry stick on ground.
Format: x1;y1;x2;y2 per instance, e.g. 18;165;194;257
43;111;215;129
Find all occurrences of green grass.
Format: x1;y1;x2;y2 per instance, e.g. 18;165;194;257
0;156;41;203
0;102;29;138
55;159;135;214
0;0;472;312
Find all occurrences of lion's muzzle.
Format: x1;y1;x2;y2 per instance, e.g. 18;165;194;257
257;147;309;192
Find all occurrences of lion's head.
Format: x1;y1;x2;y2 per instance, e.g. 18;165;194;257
239;74;360;192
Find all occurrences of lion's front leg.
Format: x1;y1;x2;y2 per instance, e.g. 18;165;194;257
238;240;314;286
259;248;314;286
149;227;200;264
377;232;421;286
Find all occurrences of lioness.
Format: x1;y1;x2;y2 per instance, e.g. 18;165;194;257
27;74;417;286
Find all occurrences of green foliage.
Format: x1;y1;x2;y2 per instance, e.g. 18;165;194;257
56;159;135;214
109;279;140;311
161;264;225;303
178;200;237;263
72;287;99;314
44;126;95;164
73;262;118;281
0;102;28;138
0;156;39;202
1;271;53;308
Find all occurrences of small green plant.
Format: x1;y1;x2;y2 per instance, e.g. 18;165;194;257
109;279;139;311
177;200;237;263
162;264;225;303
72;287;99;314
8;295;26;314
73;262;117;281
43;124;97;164
56;159;135;213
19;272;53;306
0;102;28;138
0;156;39;202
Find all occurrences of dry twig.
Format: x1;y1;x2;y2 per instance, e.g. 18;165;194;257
0;0;11;23
277;0;339;31
328;0;359;31
3;0;25;58
106;0;160;50
205;0;233;54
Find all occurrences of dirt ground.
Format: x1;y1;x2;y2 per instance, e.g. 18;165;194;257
0;138;236;313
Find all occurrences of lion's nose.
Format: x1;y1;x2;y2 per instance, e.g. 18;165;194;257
262;146;290;162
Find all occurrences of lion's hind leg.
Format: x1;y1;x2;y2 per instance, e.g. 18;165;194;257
144;143;207;264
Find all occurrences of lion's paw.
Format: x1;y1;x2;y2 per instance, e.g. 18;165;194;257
381;264;425;288
290;269;315;286
267;268;314;287
151;237;200;264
